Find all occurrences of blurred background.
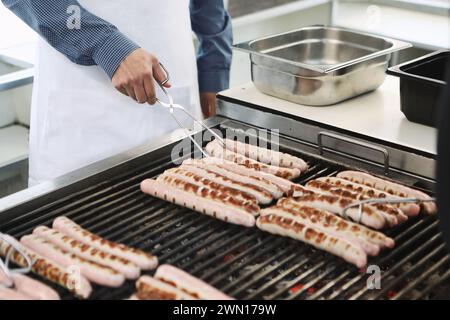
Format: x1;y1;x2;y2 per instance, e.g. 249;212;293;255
0;0;449;197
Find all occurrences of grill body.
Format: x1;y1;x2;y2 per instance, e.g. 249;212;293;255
0;117;448;300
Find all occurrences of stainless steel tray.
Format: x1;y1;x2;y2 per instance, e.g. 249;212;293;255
234;26;411;106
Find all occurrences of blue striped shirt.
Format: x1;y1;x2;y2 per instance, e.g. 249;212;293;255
1;0;233;92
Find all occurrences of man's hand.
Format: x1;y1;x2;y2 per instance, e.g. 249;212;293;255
112;48;171;104
200;92;217;118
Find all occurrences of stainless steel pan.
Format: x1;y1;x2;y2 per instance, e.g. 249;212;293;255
235;26;411;106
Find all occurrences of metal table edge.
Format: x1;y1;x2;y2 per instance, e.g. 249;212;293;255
0;116;228;215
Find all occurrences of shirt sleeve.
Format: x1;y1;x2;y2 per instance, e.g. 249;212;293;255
1;0;140;78
190;0;233;93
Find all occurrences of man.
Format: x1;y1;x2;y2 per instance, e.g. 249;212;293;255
1;0;232;185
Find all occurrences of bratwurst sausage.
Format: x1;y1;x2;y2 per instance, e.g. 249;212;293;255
140;179;256;227
52;217;158;270
33;226;140;279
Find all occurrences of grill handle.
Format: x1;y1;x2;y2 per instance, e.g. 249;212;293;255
317;131;390;175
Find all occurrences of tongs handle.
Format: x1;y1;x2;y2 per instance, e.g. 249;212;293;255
342;197;437;223
176;104;225;146
154;63;225;157
155;63;173;107
0;233;34;288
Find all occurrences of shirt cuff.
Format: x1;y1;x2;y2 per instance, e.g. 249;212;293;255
198;69;230;93
93;31;140;79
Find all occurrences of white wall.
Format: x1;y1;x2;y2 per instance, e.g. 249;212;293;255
332;1;450;50
0;5;37;49
230;2;332;86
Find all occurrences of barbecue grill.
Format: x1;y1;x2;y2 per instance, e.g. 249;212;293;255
0;101;448;299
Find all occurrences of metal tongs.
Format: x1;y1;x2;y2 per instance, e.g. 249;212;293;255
155;63;225;157
0;233;34;288
342;197;437;224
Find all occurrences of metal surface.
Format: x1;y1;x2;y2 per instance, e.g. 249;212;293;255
342;197;437;223
0;117;448;300
234;25;411;105
0;54;33;92
217;99;436;180
0;116;225;216
336;0;450;17
317;131;390;175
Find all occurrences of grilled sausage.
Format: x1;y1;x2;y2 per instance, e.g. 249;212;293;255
306;180;408;225
183;159;284;198
0;235;92;298
222;138;309;171
156;175;260;216
21;235;126;287
0;269;60;300
136;275;195;300
288;194;387;229
256;214;367;268
52;217;158;270
33;226;140;279
261;206;380;256
154;264;234;300
178;164;273;204
205;140;301;180
161;168;258;205
337;171;436;214
140;179;256;227
277;198;394;248
197;157;309;197
314;177;420;217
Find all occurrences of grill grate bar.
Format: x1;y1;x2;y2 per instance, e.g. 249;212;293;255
287;261;347;300
178;228;252;271
2;154;176;233
74;192;148;230
350;233;443;300
188;233;262;276
205;237;285;284
415;265;450;299
367;239;446;300
118;209;197;246
0;125;446;300
394;254;450;300
87;200;167;237
326;218;439;299
154;220;219;256
162;227;241;265
207;238;288;287
230;250;302;298
220;243;298;293
306;268;355;300
266;259;329;300
137;215;206;249
243;250;323;300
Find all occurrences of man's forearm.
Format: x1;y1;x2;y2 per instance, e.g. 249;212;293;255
190;0;233;93
2;0;139;78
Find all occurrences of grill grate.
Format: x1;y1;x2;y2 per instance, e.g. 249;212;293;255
0;135;448;300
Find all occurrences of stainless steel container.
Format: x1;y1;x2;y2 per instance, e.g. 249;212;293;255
234;26;411;106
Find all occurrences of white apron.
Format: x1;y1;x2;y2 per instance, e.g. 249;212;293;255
29;0;201;186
